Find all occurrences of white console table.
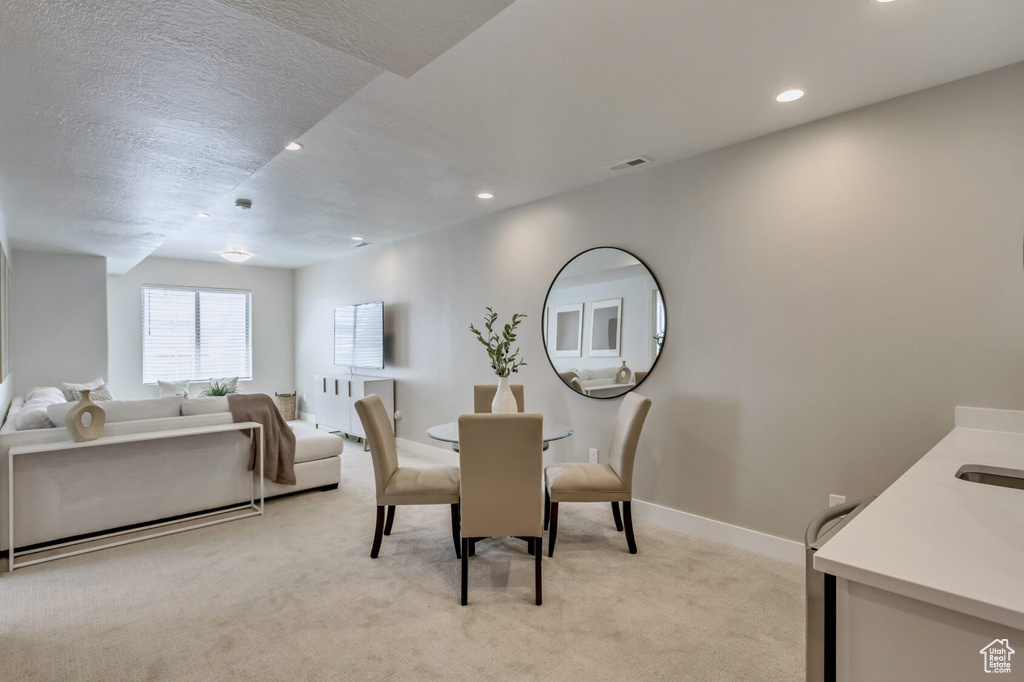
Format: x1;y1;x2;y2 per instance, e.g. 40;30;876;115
7;421;264;572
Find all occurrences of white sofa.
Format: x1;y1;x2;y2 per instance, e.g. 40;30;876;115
0;395;343;552
560;366;636;396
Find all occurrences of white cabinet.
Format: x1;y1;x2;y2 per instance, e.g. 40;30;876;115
313;375;394;438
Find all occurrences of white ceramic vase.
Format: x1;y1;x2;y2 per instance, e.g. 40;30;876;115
64;389;107;442
492;376;518;414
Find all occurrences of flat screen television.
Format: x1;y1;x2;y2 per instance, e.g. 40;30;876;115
334;302;384;369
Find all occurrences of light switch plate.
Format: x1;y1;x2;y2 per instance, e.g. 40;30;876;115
589;448;599;463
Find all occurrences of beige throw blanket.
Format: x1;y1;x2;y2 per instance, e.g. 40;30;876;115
228;393;296;485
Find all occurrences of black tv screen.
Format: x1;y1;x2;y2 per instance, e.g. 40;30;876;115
334;302;384;369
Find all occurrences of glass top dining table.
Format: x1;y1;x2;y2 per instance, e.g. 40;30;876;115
426;420;573;446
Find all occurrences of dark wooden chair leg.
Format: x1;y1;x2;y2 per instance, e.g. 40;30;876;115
623;500;637;554
469;539;476;557
461;537;469;606
544;489;550;531
451;504;461;559
547;502;558;557
383;505;396;536
527;537;535;556
535;535;543;606
611;501;624;532
370;505;385;558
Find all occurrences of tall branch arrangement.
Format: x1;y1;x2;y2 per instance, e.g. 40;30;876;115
468;307;527;378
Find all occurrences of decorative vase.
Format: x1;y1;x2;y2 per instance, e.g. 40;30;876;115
492;376;518;414
615;361;632;384
64;389;106;442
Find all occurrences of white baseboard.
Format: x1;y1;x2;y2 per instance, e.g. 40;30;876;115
396;437;802;565
630;499;803;565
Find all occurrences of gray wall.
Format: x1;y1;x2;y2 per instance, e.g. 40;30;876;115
12;250;109;394
295;62;1024;541
107;257;295;400
0;208;11;421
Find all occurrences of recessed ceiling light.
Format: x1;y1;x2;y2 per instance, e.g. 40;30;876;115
351;236;364;241
477;192;494;199
198;212;209;218
285;141;303;151
876;0;896;3
775;89;805;103
220;251;252;263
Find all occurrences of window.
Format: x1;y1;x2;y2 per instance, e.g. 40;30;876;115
143;286;252;383
652;289;666;357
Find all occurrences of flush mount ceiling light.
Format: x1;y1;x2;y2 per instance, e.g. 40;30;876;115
477;192;494;199
285;141;303;151
351;235;365;241
198;212;209;218
775;89;805;103
220;251;252;263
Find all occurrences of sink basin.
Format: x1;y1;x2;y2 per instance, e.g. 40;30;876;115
955;464;1024;491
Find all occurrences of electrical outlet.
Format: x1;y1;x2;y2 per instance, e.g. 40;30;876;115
829;494;846;508
589;448;599;463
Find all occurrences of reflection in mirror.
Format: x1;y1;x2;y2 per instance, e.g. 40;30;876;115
543;247;665;399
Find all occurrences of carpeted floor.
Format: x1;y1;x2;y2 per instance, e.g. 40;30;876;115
0;444;804;681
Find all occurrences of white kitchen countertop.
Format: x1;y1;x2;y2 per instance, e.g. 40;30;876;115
814;406;1024;630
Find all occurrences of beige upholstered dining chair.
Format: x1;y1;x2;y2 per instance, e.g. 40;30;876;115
473;384;525;413
544;392;652;556
458;413;544;606
354;394;461;559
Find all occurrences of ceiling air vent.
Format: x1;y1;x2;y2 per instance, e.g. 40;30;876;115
606;156;651;172
354;241;372;248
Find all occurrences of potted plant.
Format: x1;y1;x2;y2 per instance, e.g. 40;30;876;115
199;379;240;397
469;307;527;413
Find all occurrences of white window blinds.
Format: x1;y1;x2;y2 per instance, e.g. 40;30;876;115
653;289;666;357
654;290;666;338
143;286;252;383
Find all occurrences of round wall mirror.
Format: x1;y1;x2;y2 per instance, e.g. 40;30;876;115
542;247;666;399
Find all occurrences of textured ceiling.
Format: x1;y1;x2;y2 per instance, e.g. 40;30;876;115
211;0;514;78
0;0;383;273
154;0;1024;268
4;0;1024;271
0;0;511;273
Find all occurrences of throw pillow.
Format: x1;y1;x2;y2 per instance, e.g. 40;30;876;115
158;379;189;398
66;384;114;402
25;386;67;403
15;389;68;430
62;378;114;402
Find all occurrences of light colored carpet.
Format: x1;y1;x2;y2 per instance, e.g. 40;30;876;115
0;445;804;681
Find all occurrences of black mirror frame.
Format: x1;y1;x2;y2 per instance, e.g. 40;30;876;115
541;246;667;400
